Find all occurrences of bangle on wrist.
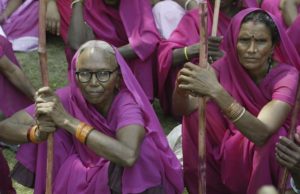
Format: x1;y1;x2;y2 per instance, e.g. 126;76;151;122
75;122;94;144
27;125;42;143
184;46;189;61
223;100;246;123
71;0;83;8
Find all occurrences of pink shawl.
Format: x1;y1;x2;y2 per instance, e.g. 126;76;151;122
182;8;300;194
16;42;183;194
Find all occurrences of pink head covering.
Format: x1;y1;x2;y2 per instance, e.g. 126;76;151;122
214;7;300;114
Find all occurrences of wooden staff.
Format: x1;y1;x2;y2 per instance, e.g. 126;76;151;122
38;0;52;193
198;2;208;194
211;0;221;37
278;82;300;194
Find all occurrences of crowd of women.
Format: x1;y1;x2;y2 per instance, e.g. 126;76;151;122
0;0;300;193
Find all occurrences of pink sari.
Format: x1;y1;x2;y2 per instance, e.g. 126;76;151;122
57;0;160;100
182;8;300;194
16;42;183;194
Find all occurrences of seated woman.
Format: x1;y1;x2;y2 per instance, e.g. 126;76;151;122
173;9;300;194
0;0;38;51
0;35;35;194
0;40;183;193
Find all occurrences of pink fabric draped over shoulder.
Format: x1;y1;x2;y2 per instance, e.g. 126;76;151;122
16;42;183;194
182;8;300;194
0;35;32;117
57;0;160;100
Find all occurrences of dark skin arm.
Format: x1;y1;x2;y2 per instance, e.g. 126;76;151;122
280;0;300;26
0;0;22;24
67;1;94;51
173;62;291;146
118;44;139;60
0;110;53;144
0;56;36;100
46;0;60;36
172;36;224;67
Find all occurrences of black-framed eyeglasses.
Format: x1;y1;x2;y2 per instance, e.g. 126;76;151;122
75;67;119;83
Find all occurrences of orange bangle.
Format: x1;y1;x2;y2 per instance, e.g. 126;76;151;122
75;122;94;144
27;125;40;143
75;122;86;139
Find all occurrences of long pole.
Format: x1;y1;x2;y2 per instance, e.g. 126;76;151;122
278;81;300;194
38;0;52;193
198;2;208;194
211;0;221;37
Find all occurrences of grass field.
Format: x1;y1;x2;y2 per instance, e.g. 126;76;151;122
3;34;180;193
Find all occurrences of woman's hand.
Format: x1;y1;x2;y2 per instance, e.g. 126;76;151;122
46;0;61;36
35;87;70;128
276;133;300;175
35;114;56;141
208;36;224;64
176;62;221;97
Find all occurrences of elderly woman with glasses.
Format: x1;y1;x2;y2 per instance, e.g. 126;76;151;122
0;40;183;194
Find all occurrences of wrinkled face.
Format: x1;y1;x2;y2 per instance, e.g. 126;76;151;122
237;21;273;75
76;47;120;113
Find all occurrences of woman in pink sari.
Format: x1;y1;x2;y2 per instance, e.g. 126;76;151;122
1;40;183;194
0;35;35;194
157;0;248;115
46;0;160;100
173;9;300;194
0;0;38;51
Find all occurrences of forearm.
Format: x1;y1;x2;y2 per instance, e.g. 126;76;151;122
62;116;139;167
212;88;272;146
68;2;86;50
172;88;197;116
118;44;138;60
0;111;34;144
281;0;298;26
172;44;198;67
2;0;23;18
6;67;36;100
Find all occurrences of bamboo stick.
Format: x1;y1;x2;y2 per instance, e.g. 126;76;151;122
38;0;52;193
198;2;208;194
211;0;221;37
278;81;300;194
